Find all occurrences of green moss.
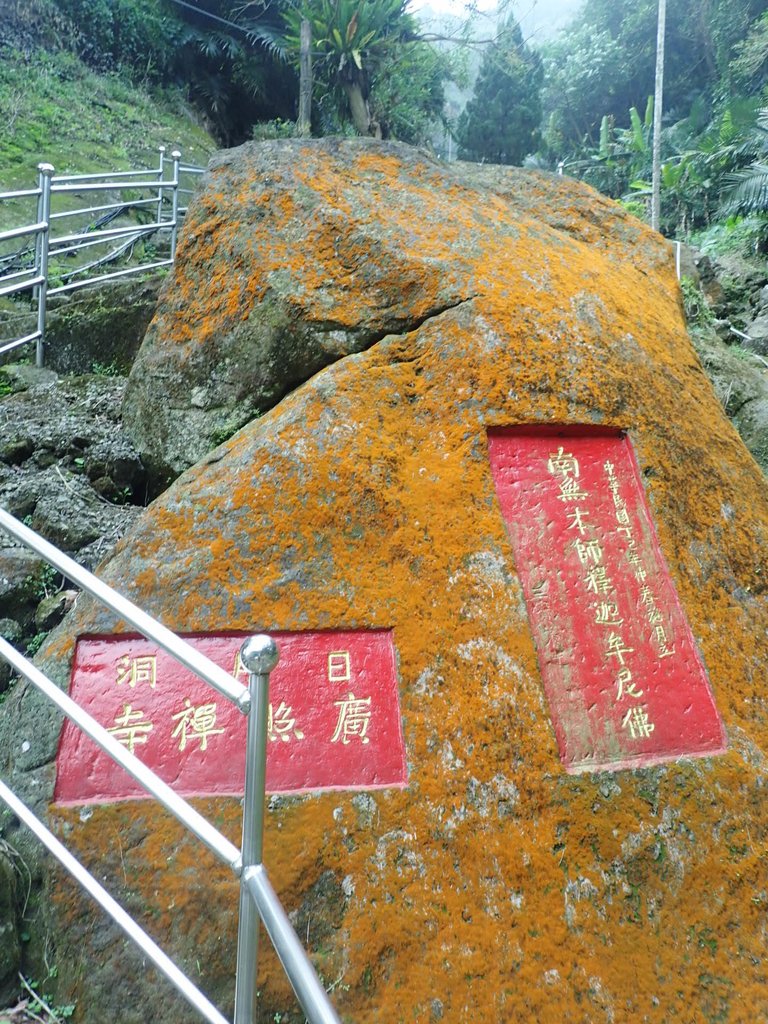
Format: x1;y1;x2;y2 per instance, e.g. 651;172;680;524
0;47;215;232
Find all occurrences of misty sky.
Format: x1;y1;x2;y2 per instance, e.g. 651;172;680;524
412;0;584;41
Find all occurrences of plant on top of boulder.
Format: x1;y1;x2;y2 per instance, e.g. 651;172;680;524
281;0;426;136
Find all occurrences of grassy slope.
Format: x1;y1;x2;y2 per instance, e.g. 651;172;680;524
0;46;217;228
0;38;218;350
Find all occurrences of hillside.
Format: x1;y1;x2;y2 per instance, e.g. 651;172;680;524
0;1;217;230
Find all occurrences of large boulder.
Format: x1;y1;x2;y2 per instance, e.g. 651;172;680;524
123;139;677;483
4;140;768;1023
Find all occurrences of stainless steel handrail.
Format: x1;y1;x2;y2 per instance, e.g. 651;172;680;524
49;196;159;220
48;228;156;262
0;637;241;869
50;220;166;248
0;330;40;355
0;780;231;1024
48;259;174;295
0;275;44;299
52;167;168;183
0;187;42;200
0;220;47;243
0;510;345;1024
0;266;43;284
0;148;203;365
50;178;166;194
245;865;342;1024
0;508;249;711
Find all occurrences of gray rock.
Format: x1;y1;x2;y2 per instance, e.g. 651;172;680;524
43;276;163;376
0;619;22;644
0;620;22;693
0;548;45;628
0;364;57;394
34;590;76;632
742;311;768;356
28;467;139;551
7;141;767;1024
0;851;20;1006
0;372;147;559
0;437;34;466
123;139;478;482
689;325;768;475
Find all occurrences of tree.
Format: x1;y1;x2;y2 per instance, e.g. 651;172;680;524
651;0;666;231
281;0;423;136
455;13;543;166
51;0;295;144
721;107;768;214
367;37;450;144
541;0;768;158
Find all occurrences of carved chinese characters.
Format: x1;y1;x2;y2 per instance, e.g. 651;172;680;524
55;631;407;804
488;429;727;772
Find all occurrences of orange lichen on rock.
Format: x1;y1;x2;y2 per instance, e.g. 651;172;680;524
10;139;768;1022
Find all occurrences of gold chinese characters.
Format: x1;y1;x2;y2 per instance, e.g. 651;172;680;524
105;649;378;754
546;446;667;741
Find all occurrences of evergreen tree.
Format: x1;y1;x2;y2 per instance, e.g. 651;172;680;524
455;14;543;166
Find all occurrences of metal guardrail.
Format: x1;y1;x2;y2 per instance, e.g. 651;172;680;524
0;148;204;367
0;507;343;1024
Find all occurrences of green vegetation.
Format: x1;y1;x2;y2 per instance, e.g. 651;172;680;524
23;632;48;657
680;276;715;336
0;47;214;189
29;564;59;602
3;0;768;255
9;971;76;1022
456;13;542;165
536;0;768;243
281;0;450;139
90;360;124;377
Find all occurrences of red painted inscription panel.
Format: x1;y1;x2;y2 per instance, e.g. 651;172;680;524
55;630;407;804
488;428;726;772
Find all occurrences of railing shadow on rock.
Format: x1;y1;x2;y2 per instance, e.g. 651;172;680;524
0;506;342;1024
0;149;203;369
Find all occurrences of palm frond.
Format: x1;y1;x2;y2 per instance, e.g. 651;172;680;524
721;163;768;215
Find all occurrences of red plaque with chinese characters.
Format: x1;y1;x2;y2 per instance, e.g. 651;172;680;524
488;428;727;773
54;630;407;805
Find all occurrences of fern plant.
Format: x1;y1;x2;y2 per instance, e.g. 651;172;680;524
721;108;768;214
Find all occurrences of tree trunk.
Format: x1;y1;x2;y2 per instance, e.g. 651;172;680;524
298;19;312;137
343;82;371;135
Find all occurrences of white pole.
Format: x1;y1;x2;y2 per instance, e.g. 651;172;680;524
651;0;666;233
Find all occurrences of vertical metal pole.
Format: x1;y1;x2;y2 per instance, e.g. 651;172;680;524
157;145;166;227
233;635;279;1024
651;0;666;232
35;163;54;368
170;149;181;262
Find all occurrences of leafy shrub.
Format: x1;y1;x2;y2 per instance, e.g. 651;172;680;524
251;118;299;141
692;215;768;257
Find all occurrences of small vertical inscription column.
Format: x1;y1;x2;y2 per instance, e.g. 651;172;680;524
488;428;726;772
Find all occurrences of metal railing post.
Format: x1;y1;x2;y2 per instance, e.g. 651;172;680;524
35;162;54;367
157;145;166;227
233;635;279;1024
170;149;181;262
